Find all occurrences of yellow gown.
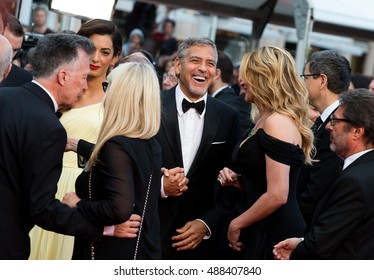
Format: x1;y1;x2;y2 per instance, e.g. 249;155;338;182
29;103;103;260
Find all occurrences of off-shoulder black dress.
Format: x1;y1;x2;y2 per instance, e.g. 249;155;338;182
234;128;306;259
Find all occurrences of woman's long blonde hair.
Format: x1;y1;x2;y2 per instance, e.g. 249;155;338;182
87;62;161;169
240;46;314;164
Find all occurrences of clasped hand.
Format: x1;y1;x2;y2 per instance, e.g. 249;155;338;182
162;167;189;196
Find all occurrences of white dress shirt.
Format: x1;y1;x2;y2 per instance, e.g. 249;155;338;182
343;149;374;170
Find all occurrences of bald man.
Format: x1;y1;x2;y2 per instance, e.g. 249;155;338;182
0;34;12;82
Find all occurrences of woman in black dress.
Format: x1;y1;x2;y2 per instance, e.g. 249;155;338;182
218;46;314;259
63;61;162;259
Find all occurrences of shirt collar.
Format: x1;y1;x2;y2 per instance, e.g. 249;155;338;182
32;80;59;112
343;149;374;170
320;99;340;122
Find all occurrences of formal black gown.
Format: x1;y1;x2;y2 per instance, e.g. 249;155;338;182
72;136;162;260
234;128;306;259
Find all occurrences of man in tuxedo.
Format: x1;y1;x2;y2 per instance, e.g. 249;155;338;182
208;50;252;134
0;34;12;82
157;37;241;259
274;89;374;259
0;33;109;259
297;50;351;230
0;3;33;87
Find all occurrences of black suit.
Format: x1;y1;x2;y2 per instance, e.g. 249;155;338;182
0;64;33;87
214;86;253;134
0;82;102;259
157;87;241;259
292;150;374;259
297;111;342;230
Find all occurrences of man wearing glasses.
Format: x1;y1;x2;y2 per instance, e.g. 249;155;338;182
274;89;374;259
297;50;351;230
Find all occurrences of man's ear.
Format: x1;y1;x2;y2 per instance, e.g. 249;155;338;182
57;70;67;85
320;73;328;89
215;68;221;79
352;126;364;141
3;62;12;79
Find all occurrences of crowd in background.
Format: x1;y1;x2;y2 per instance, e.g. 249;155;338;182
1;0;374;260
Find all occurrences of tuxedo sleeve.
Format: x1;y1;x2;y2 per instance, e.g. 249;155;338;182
25;125;102;241
76;139;134;225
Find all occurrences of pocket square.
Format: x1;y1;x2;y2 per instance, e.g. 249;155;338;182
212;141;226;145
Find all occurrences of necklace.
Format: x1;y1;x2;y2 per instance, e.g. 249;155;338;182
248;111;272;137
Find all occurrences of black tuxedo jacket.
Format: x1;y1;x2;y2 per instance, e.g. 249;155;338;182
0;64;33;87
292;150;374;259
297;111;342;230
214;86;253;134
0;82;102;259
157;87;241;259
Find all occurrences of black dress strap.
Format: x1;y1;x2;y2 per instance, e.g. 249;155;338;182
257;128;304;167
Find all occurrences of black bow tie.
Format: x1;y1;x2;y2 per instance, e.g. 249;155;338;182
55;111;63;119
182;99;205;115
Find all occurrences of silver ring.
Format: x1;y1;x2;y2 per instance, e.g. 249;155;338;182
218;178;223;185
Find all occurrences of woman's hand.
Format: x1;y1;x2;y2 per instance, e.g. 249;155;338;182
218;167;241;189
62;192;81;208
227;218;243;252
113;214;141;238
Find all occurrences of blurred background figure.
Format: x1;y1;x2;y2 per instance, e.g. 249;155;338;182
31;4;54;34
122;28;144;57
1;12;32;87
230;61;241;95
29;18;122;260
3;14;24;65
308;104;321;128
369;78;374;92
349;73;373;90
162;65;177;90
155;18;178;76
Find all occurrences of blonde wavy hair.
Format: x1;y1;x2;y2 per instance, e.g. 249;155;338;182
87;62;161;169
240;46;314;164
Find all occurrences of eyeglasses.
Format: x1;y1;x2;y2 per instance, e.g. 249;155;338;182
329;115;352;126
163;73;177;83
300;73;321;80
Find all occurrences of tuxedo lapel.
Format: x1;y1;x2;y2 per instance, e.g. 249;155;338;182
22;82;55;113
161;90;183;166
188;96;220;176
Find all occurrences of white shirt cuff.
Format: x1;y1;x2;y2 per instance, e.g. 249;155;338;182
196;219;211;240
160;175;168;198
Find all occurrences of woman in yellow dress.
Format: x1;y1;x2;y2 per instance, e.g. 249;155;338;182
29;19;125;259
